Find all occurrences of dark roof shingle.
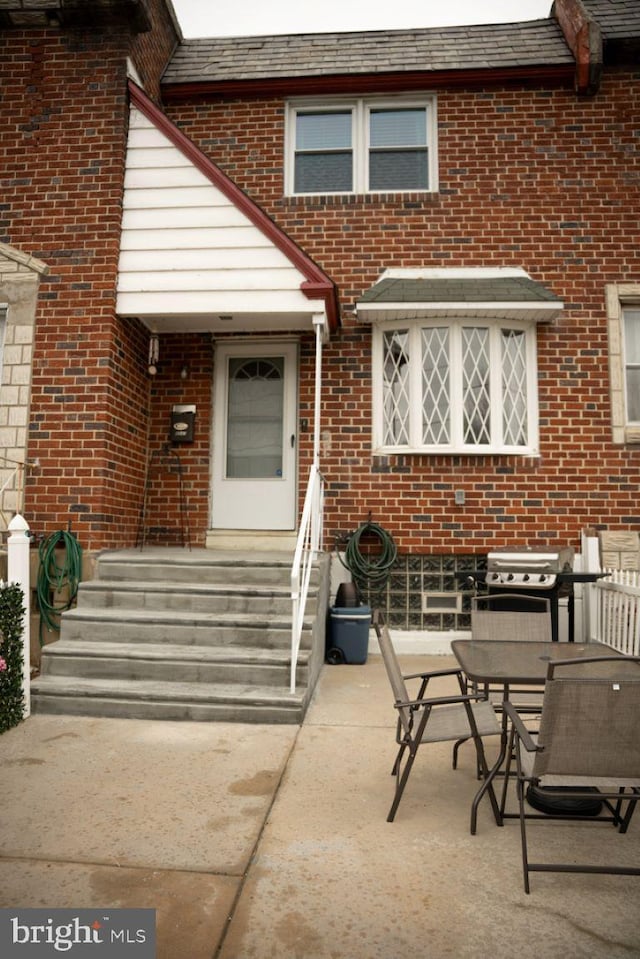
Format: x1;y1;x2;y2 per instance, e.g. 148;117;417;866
162;19;572;86
358;276;561;305
581;0;640;42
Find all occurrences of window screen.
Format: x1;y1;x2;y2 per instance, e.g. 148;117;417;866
369;108;428;190
294;111;353;194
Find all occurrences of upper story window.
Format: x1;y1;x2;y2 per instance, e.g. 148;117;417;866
372;319;539;455
286;97;438;196
606;284;640;444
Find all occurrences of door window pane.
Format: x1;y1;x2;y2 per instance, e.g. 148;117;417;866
226;358;284;478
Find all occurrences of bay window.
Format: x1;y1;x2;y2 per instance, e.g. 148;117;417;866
373;319;539;454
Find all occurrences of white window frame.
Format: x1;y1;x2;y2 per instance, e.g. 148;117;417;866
606;283;640;443
285;95;438;197
372;317;540;455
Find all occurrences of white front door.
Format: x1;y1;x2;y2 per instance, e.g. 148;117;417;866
211;341;298;530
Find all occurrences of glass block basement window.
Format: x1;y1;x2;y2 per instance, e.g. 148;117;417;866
359;554;485;630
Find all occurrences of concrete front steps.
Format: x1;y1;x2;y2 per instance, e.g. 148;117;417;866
31;548;330;724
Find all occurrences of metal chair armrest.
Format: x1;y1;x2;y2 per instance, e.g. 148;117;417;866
396;692;492;710
547;654;640;679
403;667;465;681
503;701;538;752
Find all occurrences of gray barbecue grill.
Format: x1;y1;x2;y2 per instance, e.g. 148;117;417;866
465;546;604;642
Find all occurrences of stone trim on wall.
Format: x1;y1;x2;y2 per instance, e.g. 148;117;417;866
599;529;640;571
0;243;48;524
606;282;640;445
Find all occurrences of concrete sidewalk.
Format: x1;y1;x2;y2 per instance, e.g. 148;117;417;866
1;654;639;958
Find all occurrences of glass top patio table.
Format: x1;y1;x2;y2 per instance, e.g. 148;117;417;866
451;640;627;687
451;640;630;833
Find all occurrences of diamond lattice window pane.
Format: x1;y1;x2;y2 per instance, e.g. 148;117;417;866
501;329;528;445
382;330;410;445
421;327;450;444
462;327;490;444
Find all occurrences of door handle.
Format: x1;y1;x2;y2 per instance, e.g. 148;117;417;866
290;434;295;448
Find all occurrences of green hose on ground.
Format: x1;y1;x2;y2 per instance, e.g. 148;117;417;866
36;530;83;647
339;520;398;595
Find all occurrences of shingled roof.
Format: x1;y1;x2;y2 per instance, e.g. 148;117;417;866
162;18;573;87
356;269;564;323
581;0;640;43
358;275;561;305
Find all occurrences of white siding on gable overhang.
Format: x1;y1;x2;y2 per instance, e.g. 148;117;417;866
117;107;321;330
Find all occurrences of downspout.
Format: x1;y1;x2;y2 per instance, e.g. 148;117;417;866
311;313;326;553
312;313;326;470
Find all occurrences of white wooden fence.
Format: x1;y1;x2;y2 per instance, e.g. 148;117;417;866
592;569;640;656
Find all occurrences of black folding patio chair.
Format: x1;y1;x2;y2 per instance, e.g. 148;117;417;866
502;655;640;893
373;611;502;827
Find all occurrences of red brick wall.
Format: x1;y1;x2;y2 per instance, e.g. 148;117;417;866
141;334;212;547
4;13;638;557
130;0;180;102
1;3;178;551
165;70;640;553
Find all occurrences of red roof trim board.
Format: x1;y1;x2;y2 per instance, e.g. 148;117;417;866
161;65;575;103
127;80;339;331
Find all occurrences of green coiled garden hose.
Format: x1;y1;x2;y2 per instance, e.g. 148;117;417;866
339;520;398;593
36;530;83;647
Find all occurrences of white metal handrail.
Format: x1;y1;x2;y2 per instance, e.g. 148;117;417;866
290;465;323;693
593;569;640;656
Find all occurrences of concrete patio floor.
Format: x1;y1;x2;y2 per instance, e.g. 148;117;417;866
1;654;639;958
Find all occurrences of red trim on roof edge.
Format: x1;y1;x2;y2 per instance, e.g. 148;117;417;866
127;80;339;331
161;65;575;103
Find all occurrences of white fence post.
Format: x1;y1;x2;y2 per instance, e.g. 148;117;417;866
7;513;30;718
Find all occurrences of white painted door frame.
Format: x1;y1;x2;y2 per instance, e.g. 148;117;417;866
211;339;299;530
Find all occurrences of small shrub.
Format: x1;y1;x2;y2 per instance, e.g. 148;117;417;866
0;583;26;733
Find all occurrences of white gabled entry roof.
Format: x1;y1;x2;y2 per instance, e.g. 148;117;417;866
117;82;337;335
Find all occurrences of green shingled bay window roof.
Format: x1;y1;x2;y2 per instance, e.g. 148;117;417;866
355;268;563;322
